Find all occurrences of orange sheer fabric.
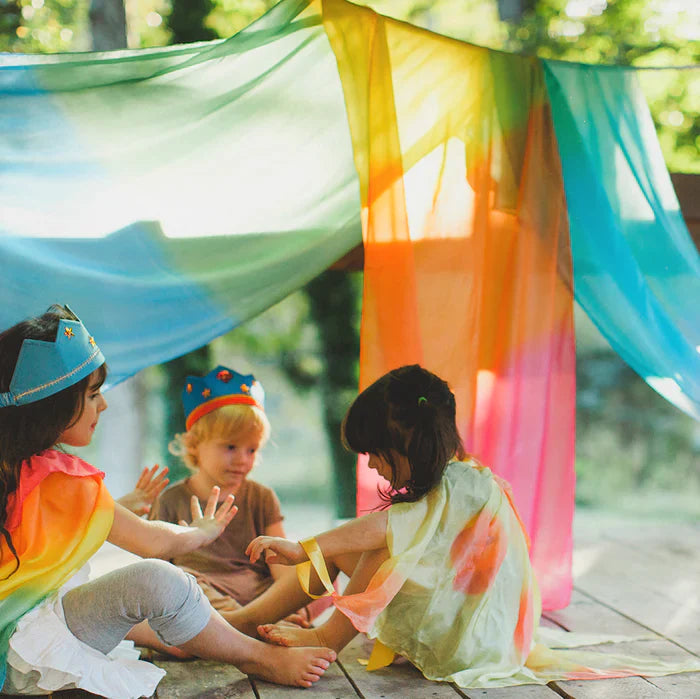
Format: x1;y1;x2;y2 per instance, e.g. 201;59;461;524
322;0;576;609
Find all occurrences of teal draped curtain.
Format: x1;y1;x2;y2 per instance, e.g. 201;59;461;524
544;61;700;420
0;0;361;385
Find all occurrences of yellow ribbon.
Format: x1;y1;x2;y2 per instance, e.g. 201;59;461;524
296;537;335;599
365;639;396;671
295;537;396;671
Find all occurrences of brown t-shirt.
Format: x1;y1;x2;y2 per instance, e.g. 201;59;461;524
150;478;283;605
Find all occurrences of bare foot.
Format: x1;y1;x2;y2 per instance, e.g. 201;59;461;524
283;611;311;628
258;622;328;649
238;645;336;688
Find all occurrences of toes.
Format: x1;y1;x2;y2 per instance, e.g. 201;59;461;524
302;672;322;683
258;625;290;647
257;624;274;639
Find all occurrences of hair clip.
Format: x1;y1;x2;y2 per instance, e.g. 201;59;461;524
418;396;428;406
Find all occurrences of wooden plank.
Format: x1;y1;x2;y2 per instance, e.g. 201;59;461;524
551;640;700;699
540;585;700;699
574;518;700;578
338;635;462;697
153;658;254;698
671;630;700;657
253;659;358;698
646;670;700;695
553;676;672;698
571;536;699;645
463;684;563;698
544;589;652;637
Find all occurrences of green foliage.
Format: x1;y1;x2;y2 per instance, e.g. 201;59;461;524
207;0;277;39
304;271;362;517
0;0;90;52
0;0;21;41
161;346;211;481
362;0;699;172
167;0;216;43
573;308;700;517
503;0;699;173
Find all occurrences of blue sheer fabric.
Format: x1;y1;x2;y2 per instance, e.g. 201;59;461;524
544;61;700;419
0;0;361;386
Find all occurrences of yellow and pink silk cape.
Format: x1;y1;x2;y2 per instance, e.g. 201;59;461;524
0;450;114;688
313;461;700;688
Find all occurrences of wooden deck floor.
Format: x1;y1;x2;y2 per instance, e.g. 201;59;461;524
19;512;700;698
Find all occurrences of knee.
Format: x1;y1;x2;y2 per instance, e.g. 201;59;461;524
125;560;194;608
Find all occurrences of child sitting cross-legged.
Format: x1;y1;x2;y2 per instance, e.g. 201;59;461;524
235;365;700;689
150;366;310;628
0;305;335;698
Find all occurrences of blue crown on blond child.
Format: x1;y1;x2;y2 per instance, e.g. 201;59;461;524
183;366;265;430
0;311;105;408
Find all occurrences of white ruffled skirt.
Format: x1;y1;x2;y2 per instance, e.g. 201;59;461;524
4;564;165;698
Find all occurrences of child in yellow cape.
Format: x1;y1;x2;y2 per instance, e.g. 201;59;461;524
0;305;335;699
239;364;699;689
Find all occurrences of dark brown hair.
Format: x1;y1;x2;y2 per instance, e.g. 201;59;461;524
341;364;465;507
0;305;107;576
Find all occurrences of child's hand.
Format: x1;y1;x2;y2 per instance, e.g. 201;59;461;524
246;536;306;566
179;486;238;545
117;464;170;516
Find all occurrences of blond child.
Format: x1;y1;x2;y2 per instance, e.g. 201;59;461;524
150;366;308;625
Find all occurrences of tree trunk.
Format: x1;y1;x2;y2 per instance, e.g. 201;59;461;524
497;0;535;22
304;271;361;518
89;0;127;51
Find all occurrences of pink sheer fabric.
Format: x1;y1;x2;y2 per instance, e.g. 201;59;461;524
322;0;576;609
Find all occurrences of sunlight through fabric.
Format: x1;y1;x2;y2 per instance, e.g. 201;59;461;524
322;0;576;611
0;0;362;385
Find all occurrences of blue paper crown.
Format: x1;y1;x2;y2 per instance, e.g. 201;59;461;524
0;313;105;408
183;365;265;430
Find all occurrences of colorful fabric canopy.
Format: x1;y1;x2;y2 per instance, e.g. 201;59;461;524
0;0;362;383
1;0;698;610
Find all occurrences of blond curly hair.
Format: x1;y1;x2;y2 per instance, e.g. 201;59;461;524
169;403;271;471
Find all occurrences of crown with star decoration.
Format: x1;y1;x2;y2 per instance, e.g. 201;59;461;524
182;365;265;430
0;308;105;408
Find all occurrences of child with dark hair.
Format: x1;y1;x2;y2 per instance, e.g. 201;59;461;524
234;364;698;689
0;305;335;698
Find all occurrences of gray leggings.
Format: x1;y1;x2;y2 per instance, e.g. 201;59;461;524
62;559;211;654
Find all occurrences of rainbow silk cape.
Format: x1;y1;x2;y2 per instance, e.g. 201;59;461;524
0;450;114;687
1;0;698;611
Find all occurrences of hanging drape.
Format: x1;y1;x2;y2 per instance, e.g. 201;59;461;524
1;0;698;610
322;0;576;610
0;0;362;383
544;62;700;421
